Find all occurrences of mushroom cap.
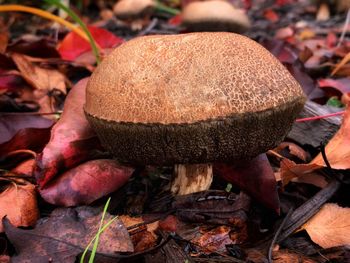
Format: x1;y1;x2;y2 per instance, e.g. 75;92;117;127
85;32;306;165
182;0;251;33
113;0;155;19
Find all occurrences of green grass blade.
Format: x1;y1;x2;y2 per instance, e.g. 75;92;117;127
44;0;101;64
80;198;117;263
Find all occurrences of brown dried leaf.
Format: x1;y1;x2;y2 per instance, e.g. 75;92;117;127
119;215;158;252
273;250;316;263
279;159;326;188
311;105;350;169
11;53;67;94
0;182;39;232
192;225;234;254
301;203;350;249
3;206;134;262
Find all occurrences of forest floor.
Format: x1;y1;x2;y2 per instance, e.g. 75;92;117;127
0;0;349;262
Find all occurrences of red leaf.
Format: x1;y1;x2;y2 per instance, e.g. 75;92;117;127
0;73;24;93
39;159;134;206
318;78;350;96
34;78;102;187
0;114;53;145
214;154;280;213
58;26;124;61
264;9;279;22
168;14;182;26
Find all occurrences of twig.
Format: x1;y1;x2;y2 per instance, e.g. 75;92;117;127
137;18;158;36
268;208;294;263
295;111;345;122
337;8;350;48
277;179;340;242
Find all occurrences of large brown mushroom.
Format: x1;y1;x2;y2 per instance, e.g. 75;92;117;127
181;0;251;33
85;32;306;195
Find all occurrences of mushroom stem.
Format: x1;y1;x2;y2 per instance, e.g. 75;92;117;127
171;163;213;195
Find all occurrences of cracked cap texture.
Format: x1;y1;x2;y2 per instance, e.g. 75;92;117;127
85;32;306;165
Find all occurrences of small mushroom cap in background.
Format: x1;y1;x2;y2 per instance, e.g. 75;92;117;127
113;0;155;20
85;32;306;165
313;0;350;13
336;0;350;12
182;0;251;33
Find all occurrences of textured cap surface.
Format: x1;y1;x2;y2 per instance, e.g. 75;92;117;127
86;32;304;124
182;0;251;33
85;32;306;165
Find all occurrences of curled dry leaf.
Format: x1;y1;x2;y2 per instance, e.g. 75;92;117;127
311;104;350;169
3;206;134;263
279;158;327;188
301;203;350;249
0;115;53;156
274;142;310;162
119;215;158;252
192;225;234;254
35;78;102;187
39;159;134;206
11;53;67;94
0;181;39;233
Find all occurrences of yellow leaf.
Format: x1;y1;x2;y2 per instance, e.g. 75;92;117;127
332;52;350;76
302;203;350;249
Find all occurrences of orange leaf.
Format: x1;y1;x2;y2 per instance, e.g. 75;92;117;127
311;105;350;169
0;182;39;232
331;52;350;76
301;203;350;249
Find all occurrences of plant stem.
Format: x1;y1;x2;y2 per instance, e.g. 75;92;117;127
156;1;180;16
0;5;88;41
44;0;101;64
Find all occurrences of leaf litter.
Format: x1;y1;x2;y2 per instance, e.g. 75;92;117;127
0;0;350;262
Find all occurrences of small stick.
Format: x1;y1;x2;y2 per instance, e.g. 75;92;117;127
268;208;294;263
277;179;340;242
337;8;350;48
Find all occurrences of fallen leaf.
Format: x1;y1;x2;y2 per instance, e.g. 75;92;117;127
192;226;234;254
173;191;250;226
3;206;134;262
0;114;53;145
332;52;350;76
264;9;279;22
39;159;134;206
58;26;124;61
34;78;102;187
119;215;158;252
168;14;182;26
11;53;67;94
214;154;280;213
318;78;350;96
279;158;327;188
7;35;60;58
0;181;39;232
0;30;9;54
311;105;350;169
0;72;25;93
273;250;316;263
301;203;350;249
274;142;310;162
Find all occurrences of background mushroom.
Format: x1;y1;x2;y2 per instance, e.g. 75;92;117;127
314;0;350;21
84;32;306;195
113;0;155;30
181;0;251;33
